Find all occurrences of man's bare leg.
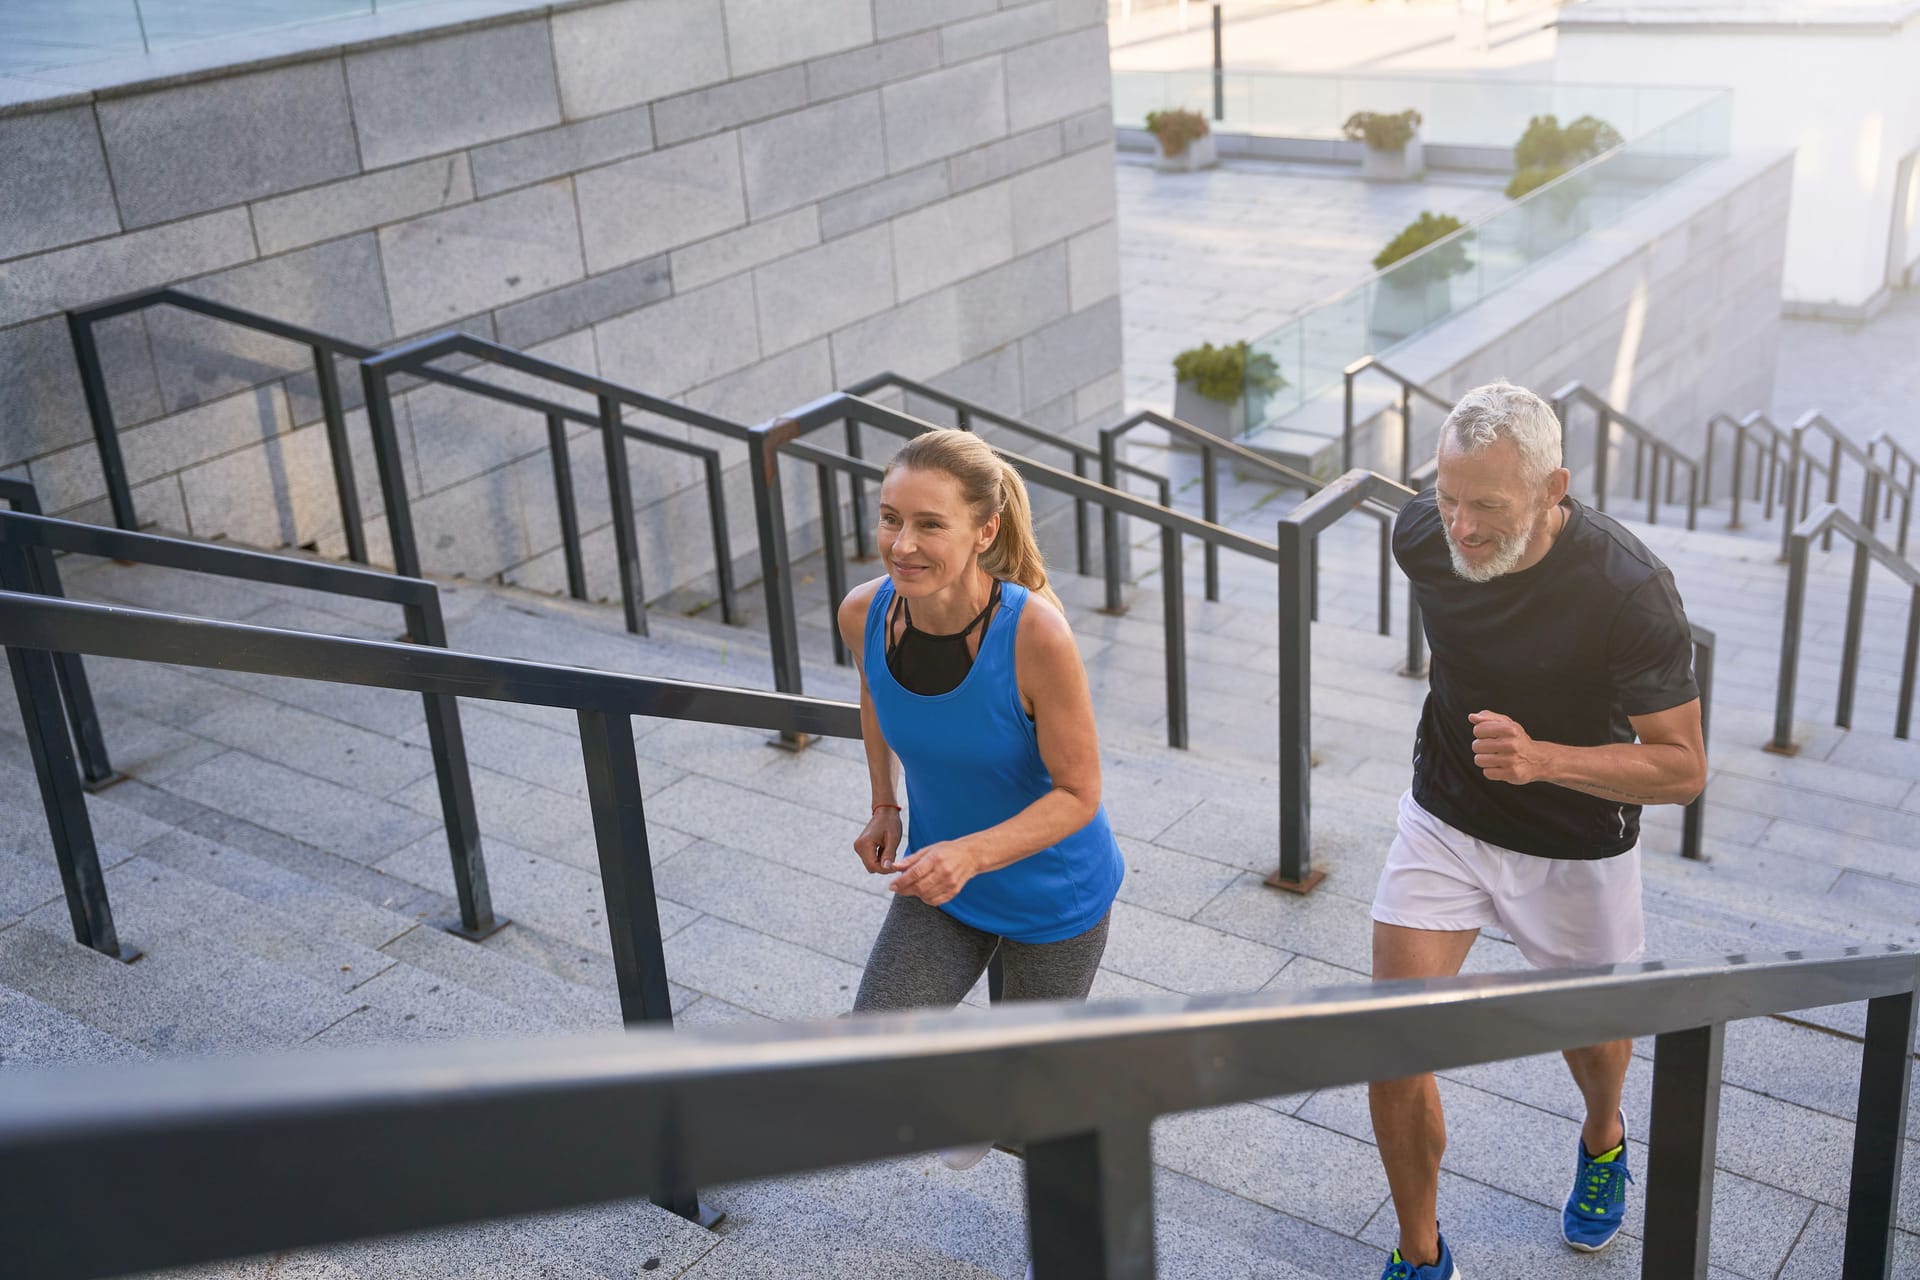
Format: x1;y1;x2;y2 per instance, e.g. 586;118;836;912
1563;1040;1632;1153
1368;922;1480;1266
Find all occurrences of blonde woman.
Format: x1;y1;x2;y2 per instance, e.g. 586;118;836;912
837;429;1122;1032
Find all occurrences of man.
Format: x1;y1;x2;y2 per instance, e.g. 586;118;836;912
1370;381;1707;1280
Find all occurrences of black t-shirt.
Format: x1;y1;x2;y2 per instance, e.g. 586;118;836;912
1393;491;1698;859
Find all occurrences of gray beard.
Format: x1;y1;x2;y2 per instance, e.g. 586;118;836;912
1445;522;1536;583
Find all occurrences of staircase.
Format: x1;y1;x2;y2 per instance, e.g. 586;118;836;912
5;397;1919;1276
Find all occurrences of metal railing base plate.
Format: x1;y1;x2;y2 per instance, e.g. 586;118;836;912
80;771;129;794
1264;868;1328;895
433;914;512;944
768;732;814;754
1762;739;1803;757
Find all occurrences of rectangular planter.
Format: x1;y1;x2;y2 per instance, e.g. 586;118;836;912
1172;378;1246;441
1154;131;1218;173
1360;135;1424;182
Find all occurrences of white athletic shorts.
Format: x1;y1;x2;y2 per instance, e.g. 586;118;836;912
1371;790;1646;970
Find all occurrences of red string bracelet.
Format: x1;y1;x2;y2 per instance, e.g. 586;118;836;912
872;803;901;812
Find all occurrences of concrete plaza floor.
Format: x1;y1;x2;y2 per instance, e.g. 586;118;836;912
1116;153;1507;413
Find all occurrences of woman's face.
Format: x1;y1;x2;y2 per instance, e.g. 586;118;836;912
877;466;996;599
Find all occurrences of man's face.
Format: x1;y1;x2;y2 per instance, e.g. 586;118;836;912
1433;436;1562;583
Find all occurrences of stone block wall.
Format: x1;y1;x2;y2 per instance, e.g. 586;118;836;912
0;0;1123;607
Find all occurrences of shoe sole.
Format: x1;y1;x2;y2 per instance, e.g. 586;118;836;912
1563;1230;1620;1253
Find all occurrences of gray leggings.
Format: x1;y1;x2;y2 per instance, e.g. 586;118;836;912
852;893;1111;1013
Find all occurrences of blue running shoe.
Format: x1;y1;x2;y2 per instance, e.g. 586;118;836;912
1563;1115;1633;1252
1379;1234;1460;1279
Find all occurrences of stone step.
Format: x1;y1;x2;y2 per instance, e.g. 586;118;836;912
0;984;147;1070
0;920;336;1056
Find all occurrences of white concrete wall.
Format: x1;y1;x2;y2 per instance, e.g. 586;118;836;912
0;0;1123;606
1555;4;1920;316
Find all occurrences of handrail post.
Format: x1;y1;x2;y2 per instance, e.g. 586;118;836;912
1270;514;1324;893
1099;430;1126;613
1072;453;1092;578
1780;431;1802;563
0;543;137;962
1376;517;1392;637
359;363;422;578
404;590;503;941
1681;626;1712;861
546;414;588;601
1836;517;1872;732
1769;526;1809;753
1701;418;1717;506
1026;1121;1155;1280
1341;368;1356;474
598;395;647;637
750;426;809;733
311;345;368;565
2;494;120;789
1727;424;1745;529
1685;466;1698;531
1900;586;1920;741
1594;406;1611;515
819;464;850;667
1201;443;1220;602
575;707;716;1227
701;450;739;625
1161;526;1188;750
1841;985;1917;1278
65;310;139;533
1825;433;1842;552
844;417;871;561
1642;1021;1725;1277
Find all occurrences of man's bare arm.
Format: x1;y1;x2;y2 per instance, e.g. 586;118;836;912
1470;700;1706;805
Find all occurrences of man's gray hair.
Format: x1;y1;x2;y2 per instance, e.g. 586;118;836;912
1438;380;1563;483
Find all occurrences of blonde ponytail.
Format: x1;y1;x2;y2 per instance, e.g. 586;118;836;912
978;458;1064;614
886;429;1065;615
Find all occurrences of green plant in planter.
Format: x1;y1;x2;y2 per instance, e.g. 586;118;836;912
1342;109;1422;151
1172;341;1286;404
1146;107;1211;158
1505;113;1623;198
1373;211;1473;281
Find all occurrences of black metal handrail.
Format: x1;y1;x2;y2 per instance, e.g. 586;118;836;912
67;288;383;564
1552;383;1702;529
1870;431;1920;520
0;478;116;793
843;372;1168;578
1273;469;1418;891
1099;407;1398;634
1770;501;1920;752
761;393;1280;752
65;290;742;635
1342;355;1457;483
1702;410;1817;532
0;508;501;947
357;331;746;638
3;944;1912;1280
0;588;858;1223
1781;412;1913;563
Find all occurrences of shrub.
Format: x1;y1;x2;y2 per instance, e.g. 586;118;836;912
1172;341;1286;404
1512;113;1622;173
1342;109;1422;152
1146;108;1211;158
1372;211;1472;279
1504;164;1565;200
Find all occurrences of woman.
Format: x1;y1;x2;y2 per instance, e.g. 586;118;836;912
839;428;1123;1035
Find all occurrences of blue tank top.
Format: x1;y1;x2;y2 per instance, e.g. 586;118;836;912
864;579;1124;944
